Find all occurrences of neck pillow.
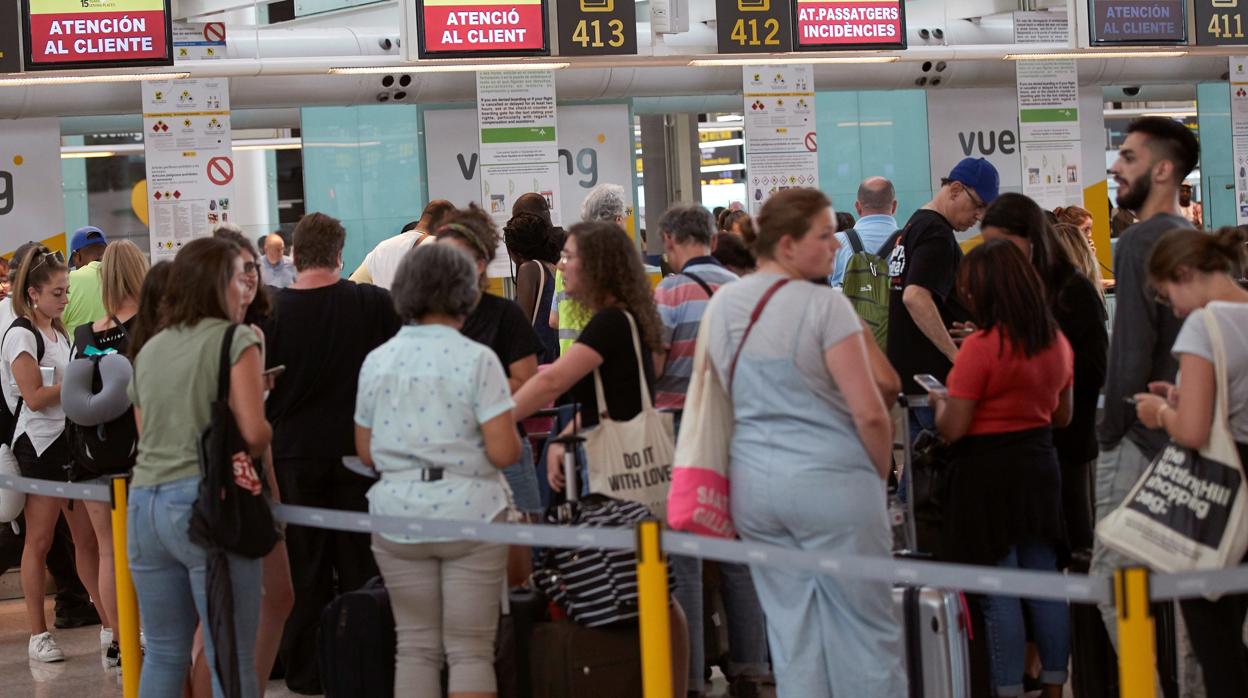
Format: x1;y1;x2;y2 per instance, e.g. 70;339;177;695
62;354;133;427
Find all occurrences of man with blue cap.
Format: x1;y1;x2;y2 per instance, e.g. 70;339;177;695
884;156;999;437
63;226;109;332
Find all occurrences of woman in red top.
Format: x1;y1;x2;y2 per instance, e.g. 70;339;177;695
927;239;1074;698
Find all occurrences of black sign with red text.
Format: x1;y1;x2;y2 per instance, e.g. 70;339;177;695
21;0;174;71
793;0;906;50
416;0;550;58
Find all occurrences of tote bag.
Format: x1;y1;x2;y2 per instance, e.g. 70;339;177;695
585;311;675;519
666;310;735;537
1097;309;1248;572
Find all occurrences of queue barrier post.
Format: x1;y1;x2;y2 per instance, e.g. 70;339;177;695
1114;567;1157;698
635;520;673;698
110;475;142;698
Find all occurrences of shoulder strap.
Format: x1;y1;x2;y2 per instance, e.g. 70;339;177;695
681;271;714;299
217;324;239;402
1203;309;1234;455
9;317;44;363
72;323;95;357
590;310;653;420
728;279;790;389
844;229;865;255
531;262;547;324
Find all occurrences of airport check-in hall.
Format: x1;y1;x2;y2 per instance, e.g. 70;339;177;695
1;1;1248;698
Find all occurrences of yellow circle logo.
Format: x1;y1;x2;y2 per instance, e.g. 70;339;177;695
12;155;23;166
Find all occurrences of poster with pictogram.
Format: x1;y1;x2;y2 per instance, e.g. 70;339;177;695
173;21;226;61
742;64;819;215
142;78;234;261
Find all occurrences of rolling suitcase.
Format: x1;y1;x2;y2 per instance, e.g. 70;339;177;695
530;618;643;698
318;576;396;698
894;586;972;698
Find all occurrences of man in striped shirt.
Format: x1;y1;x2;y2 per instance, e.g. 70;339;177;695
653;203;773;695
653;203;739;410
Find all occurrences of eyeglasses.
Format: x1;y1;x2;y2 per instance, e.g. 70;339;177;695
966;188;986;211
242;261;259;275
1153;291;1172;308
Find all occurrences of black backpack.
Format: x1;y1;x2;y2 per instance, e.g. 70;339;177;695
66;321;138;480
0;317;47;447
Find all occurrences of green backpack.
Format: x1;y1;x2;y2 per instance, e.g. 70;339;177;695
841;228;891;351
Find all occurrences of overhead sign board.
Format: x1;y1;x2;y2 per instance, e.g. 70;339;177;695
556;0;637;55
415;0;549;58
21;0;173;71
1;4;22;73
1196;0;1248;45
793;0;906;50
1090;0;1187;44
715;0;794;53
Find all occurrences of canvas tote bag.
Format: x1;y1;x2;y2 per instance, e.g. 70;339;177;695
1097;308;1248;572
585;311;675;519
667;278;790;538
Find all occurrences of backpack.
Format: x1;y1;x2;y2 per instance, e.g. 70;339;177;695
0;317;47;447
841;228;892;351
63;321;138;480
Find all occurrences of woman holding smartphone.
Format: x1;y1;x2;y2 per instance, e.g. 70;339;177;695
1133;227;1248;697
927;239;1073;698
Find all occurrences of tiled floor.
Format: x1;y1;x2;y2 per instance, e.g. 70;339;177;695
0;598;302;698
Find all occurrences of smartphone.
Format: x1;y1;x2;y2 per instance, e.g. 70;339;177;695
262;365;286;379
39;366;54;387
1123;396;1138;406
913;373;947;395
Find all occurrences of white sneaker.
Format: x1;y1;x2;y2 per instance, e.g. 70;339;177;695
28;632;65;663
100;627;113;648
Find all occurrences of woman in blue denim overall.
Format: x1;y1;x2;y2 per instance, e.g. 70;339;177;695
705;189;907;697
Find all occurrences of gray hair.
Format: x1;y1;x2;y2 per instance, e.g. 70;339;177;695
580;183;628;223
856;177;896;213
658;203;715;247
207;223;244;236
391;244;480;323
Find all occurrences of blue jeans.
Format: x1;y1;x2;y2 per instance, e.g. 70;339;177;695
979;543;1070;696
128;477;263;698
502;439;542;513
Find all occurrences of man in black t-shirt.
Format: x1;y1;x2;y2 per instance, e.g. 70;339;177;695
885;157;999;436
264;213;401;695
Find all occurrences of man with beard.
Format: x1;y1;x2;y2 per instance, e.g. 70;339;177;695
1092;117;1198;648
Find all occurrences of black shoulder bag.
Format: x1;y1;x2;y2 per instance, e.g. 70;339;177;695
189;324;280;559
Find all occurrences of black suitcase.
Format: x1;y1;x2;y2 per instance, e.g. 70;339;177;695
530;619;643;698
319;576;395;698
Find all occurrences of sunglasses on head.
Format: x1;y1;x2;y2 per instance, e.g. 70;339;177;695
29;249;65;273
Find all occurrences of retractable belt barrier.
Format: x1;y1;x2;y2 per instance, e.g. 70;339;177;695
6;471;1247;605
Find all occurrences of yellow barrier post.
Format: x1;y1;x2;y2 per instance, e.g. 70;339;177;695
1115;567;1157;698
111;476;142;697
635;520;673;698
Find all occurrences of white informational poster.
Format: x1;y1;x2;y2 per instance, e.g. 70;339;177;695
742;65;819;215
1015;59;1080;142
424;103;635;233
0;118;65;254
1014;10;1081;209
1230;57;1248;225
173;22;227;61
476;70;561;277
142;78;235;261
1020;141;1083;210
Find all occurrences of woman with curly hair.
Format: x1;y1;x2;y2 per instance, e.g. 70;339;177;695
511;220;688;695
504;211;561;363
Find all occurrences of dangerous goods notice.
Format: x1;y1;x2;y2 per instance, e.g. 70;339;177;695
417;0;548;57
793;0;906;50
21;0;173;70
